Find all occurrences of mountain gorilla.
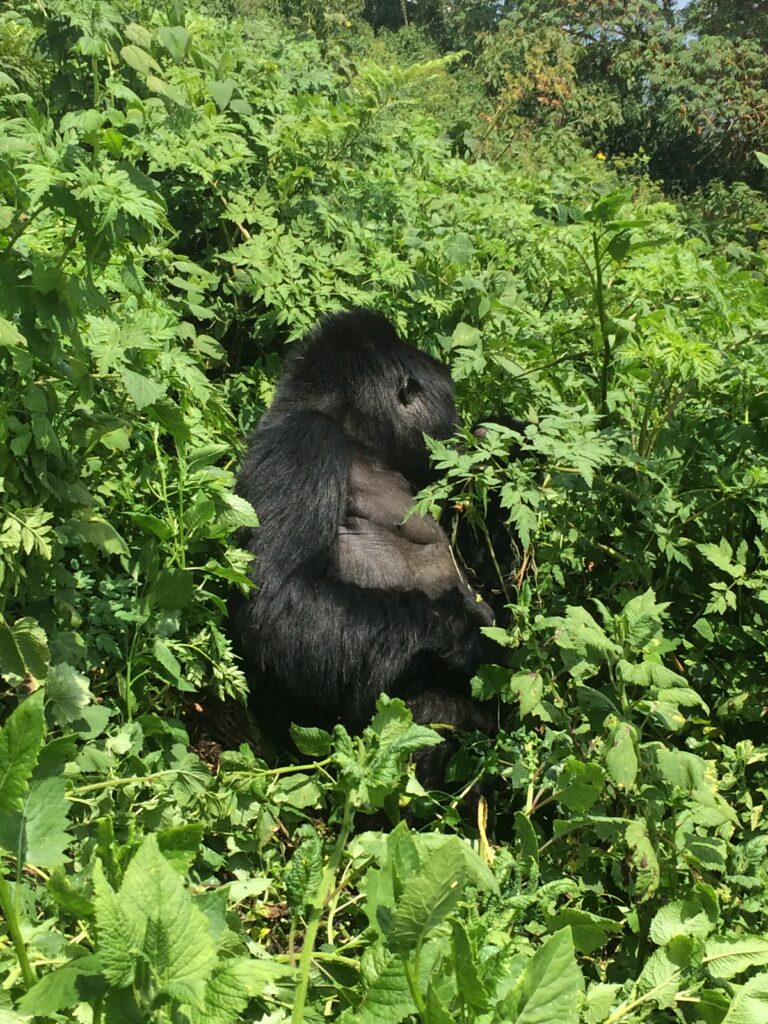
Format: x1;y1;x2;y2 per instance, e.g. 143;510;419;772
229;309;503;780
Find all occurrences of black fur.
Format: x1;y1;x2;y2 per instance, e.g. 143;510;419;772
229;309;499;764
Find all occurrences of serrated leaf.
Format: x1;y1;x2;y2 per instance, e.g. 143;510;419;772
607;231;630;262
557;758;604;812
452;920;489;1009
121;368;167;410
0;616;49;679
94;835;217;1004
548;908;622;954
46;664;92;726
697;539;745;578
0;316;26;348
0;690;44;813
93;860;143;987
390;839;468;952
154;638;182;682
22;773;73;866
337;947;414;1024
47;865;96;918
585;982;621;1024
189;958;292;1024
636;946;686;1009
650;901;715;946
217;492;259;530
291;724;333;757
286;834;323;914
125;22;152;49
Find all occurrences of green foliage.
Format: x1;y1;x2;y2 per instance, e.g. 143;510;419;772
0;1;768;1022
477;0;768;191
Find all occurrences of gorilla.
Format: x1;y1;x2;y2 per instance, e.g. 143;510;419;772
229;309;502;769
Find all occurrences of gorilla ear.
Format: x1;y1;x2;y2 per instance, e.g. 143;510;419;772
398;376;422;406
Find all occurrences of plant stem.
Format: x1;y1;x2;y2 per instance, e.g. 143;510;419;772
593;230;611;416
292;795;353;1024
0;871;36;990
402;957;428;1020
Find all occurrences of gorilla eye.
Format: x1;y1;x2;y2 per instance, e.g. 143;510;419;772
398;376;422;406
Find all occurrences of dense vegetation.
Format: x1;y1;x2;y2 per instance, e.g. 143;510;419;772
1;1;767;1021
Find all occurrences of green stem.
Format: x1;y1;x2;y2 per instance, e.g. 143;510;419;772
0;871;36;990
70;769;182;796
292;796;354;1024
402;957;428;1020
592;230;611;416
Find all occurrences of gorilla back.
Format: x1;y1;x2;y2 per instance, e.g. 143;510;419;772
230;309;496;745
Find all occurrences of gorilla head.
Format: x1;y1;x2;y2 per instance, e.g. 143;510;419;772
269;309;458;488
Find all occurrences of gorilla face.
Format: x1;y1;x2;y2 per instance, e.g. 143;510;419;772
274;309;457;487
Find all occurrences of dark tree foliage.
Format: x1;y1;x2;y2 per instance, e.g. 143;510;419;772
686;0;768;45
230;310;499;765
478;0;768;189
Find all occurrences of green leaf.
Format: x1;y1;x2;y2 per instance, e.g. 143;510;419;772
208;79;235;111
390;839;468;953
0;764;73;868
17;955;105;1015
291;724;333;757
121;368;167;410
61;513;129;557
625;819;660;899
697;539;745;578
153;638;182;683
154;567;194;609
158;25;190;63
452;920;489;1009
606;231;630;262
286;833;323;914
425;982;453;1024
722;972;768;1024
125;22;152;49
502;928;584;1023
605;721;638;790
121;44;161;76
636;945;687;1010
189;958;293;1024
756;151;768;169
650;901;715;946
337;946;414;1024
0;316;26;349
705;938;768;981
0;616;49;679
46;664;92;726
584;983;621;1024
94;835;218;1004
557;758;604;812
515;811;540;883
0;692;45;813
47;866;96;918
548;909;622;955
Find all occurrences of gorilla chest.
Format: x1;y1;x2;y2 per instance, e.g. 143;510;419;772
336;457;462;598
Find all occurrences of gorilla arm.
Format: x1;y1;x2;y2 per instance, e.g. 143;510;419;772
231;409;494;730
